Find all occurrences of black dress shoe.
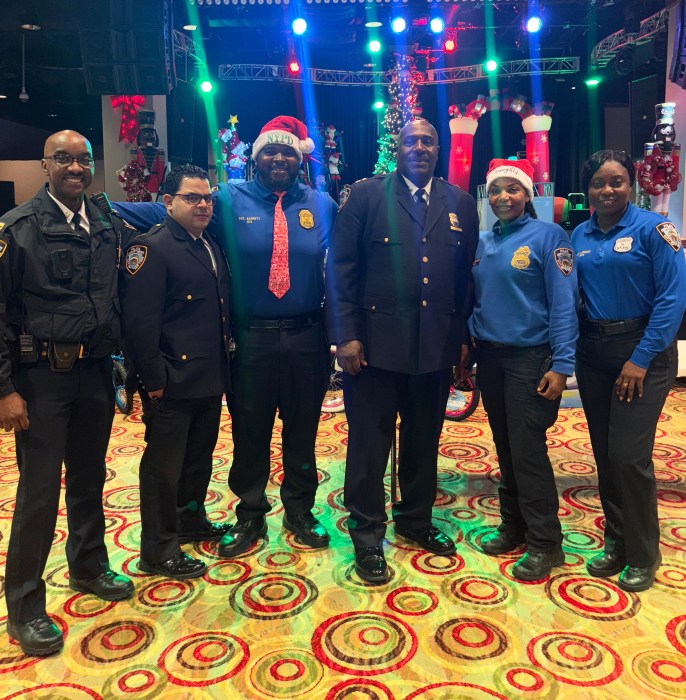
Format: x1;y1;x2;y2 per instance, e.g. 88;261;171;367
69;569;134;601
617;552;662;593
354;546;388;584
586;552;626;578
513;549;565;581
7;615;63;657
217;518;267;558
283;512;330;549
178;521;231;544
138;552;207;579
481;528;525;555
395;525;456;555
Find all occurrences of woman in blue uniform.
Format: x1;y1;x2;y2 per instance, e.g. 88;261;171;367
470;159;578;582
572;150;686;592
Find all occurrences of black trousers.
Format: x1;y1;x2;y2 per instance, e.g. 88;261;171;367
477;343;563;552
227;321;329;521
342;365;452;548
5;358;114;623
139;394;222;564
576;330;676;567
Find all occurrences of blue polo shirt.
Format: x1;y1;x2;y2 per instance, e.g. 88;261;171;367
571;203;686;368
469;214;579;376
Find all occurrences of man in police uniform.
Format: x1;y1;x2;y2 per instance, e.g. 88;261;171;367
120;164;231;579
113;117;338;559
326;119;479;583
0;130;133;656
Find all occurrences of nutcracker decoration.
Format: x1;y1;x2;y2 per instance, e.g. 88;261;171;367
637;103;682;216
131;109;166;194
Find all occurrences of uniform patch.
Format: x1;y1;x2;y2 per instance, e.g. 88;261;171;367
449;212;462;231
0;239;6;259
339;185;352;209
125;245;148;274
613;236;633;253
511;246;531;270
554;247;573;276
656;222;681;252
299;209;315;230
0;222;4;232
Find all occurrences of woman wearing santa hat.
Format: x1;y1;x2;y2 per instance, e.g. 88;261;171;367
469;158;578;582
572;149;686;592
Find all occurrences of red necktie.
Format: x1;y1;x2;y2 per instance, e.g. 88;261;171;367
268;191;290;299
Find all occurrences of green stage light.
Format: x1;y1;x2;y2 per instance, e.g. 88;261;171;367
485;59;498;73
373;100;385;110
368;39;382;54
200;80;214;93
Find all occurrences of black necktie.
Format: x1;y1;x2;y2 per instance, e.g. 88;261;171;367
71;212;81;231
199;236;217;275
415;188;428;220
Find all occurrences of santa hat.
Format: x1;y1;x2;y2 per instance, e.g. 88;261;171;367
251;116;315;163
486;158;534;199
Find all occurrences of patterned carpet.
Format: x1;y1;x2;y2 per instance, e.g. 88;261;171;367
1;385;686;700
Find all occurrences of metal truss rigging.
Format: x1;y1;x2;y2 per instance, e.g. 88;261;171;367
218;57;579;85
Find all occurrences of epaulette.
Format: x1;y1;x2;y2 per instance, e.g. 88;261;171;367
0;201;34;230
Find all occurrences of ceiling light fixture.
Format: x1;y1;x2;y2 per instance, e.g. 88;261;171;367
19;32;29;103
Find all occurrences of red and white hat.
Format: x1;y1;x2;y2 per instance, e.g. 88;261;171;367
486;158;535;199
252;116;315;163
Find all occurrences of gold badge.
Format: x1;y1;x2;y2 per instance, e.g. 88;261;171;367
299;209;315;230
449;212;462;231
511;246;531;270
0;222;5;232
656;222;681;252
0;239;7;259
125;245;148;274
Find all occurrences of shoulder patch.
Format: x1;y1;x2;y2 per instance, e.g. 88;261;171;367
0;239;7;260
554;247;573;276
125;245;148;274
0;222;4;232
339;185;352;209
655;222;681;252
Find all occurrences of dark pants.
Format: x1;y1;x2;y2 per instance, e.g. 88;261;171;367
227;320;329;521
477;343;563;552
576;330;676;567
5;358;114;623
139;394;222;564
343;365;452;548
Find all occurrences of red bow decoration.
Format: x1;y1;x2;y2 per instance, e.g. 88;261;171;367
110;95;145;144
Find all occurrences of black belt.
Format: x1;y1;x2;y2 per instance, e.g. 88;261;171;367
579;317;648;337
478;340;508;349
237;311;322;331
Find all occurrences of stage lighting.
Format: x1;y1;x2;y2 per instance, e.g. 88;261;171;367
288;60;301;75
391;17;406;34
373;100;385;110
485;59;498;73
199;80;213;93
365;21;382;28
292;18;307;35
368;39;382;53
584;76;601;87
443;38;456;53
526;16;543;33
429;18;445;34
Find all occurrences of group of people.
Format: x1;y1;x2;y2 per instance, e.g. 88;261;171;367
0;116;683;659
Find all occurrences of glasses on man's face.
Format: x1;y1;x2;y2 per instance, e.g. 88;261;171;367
173;193;214;206
45;153;95;168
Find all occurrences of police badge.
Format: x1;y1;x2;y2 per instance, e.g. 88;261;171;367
656;222;682;252
125;245;148;274
510;246;531;270
299;209;315;230
554;247;573;276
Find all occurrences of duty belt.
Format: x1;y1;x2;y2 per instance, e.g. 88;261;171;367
236;311;322;331
579;317;649;337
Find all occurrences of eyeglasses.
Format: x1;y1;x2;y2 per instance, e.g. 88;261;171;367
45;153;95;168
172;193;214;206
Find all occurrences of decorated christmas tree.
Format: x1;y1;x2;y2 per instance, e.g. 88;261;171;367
374;54;423;174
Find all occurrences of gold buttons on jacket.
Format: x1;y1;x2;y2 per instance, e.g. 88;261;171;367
422;236;427;243
220;298;225;304
422;256;428;263
423;277;429;284
186;294;193;300
384;237;389;243
181;354;187;360
422;300;427;307
371;304;377;311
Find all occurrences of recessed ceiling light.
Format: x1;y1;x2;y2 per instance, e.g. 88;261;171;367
0;94;7;99
365;21;382;28
47;113;57;117
20;23;41;31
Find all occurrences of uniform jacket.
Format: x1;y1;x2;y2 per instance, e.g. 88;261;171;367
119;215;231;399
326;172;479;374
0;185;124;395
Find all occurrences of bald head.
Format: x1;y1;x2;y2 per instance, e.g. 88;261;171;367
42;130;94;211
397;119;440;187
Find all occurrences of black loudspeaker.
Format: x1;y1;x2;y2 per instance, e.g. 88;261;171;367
168;80;196;164
80;0;175;95
568;208;591;229
629;75;659;158
0;182;15;216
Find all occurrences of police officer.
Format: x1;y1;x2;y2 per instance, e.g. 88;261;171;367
471;159;578;582
120;164;231;579
325;119;479;584
0;130;133;656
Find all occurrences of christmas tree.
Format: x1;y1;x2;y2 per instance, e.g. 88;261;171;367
374;54;423;174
